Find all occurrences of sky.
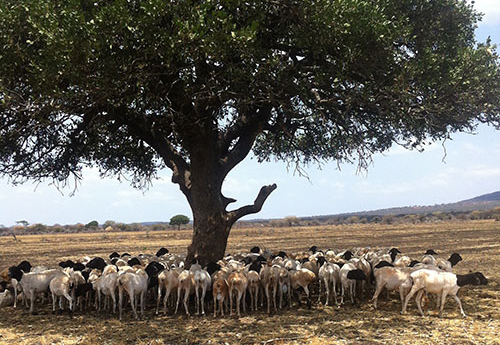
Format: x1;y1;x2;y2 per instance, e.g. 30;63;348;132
1;0;500;227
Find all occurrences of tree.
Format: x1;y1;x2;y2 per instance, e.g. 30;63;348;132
85;220;99;229
170;214;190;230
0;0;499;264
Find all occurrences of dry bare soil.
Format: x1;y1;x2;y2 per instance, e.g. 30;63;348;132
1;220;499;345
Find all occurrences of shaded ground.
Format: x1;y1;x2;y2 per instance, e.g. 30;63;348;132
0;220;499;344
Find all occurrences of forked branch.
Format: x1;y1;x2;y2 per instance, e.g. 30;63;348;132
226;183;277;225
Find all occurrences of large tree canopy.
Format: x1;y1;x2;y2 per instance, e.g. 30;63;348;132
1;0;499;263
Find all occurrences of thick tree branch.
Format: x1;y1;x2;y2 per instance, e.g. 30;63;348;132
220;106;273;177
226;183;277;225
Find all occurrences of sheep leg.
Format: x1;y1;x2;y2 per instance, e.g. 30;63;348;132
140;291;145;318
415;290;425;316
201;286;207;315
324;278;330;306
183;288;190;316
350;283;355;305
174;286;182;314
220;298;225;317
118;287;123;321
29;290;35;315
195;286;200;315
438;291;448;318
371;283;385;309
255;286;260;311
52;293;57;313
287;284;291;309
402;286;420;314
130;292;138;320
264;285;270;314
213;294;217;317
273;285;278;312
13;281;18;308
451;294;466;317
236;290;242;317
163;287;171;315
305;285;312;309
317;279;322;304
229;289;234;316
155;285;162;315
111;291;117;314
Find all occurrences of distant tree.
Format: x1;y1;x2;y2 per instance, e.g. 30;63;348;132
85;220;99;229
284;216;300;227
170;215;190;230
0;0;499;264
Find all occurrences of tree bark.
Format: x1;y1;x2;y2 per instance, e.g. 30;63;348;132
185;182;278;266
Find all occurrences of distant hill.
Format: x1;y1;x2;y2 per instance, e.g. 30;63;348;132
307;191;500;220
459;191;500;203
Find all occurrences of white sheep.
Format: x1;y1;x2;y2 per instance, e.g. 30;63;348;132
371;266;413;309
118;270;148;320
318;262;340;306
401;269;488;317
339;263;366;305
174;269;194;316
92;272;119;313
156;268;179;315
193;268;211;315
49;272;75;314
19;269;65;314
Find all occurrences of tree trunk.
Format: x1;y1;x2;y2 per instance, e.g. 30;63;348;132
186;212;231;265
185;182;277;266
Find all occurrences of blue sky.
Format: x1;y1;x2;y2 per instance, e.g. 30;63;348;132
1;0;499;227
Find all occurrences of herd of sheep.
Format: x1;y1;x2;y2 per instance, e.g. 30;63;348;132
0;246;488;320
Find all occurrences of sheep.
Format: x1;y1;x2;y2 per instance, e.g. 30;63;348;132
436;253;462;272
212;275;229;317
339;263;366;305
118;269;148;320
17;269;65;314
371;266;414;309
156;247;169;257
289;268;316;308
227;270;248;317
92;272;119;313
49;272;75;314
86;257;107;272
0;290;14;308
421;249;438;265
318;262;340;306
277;266;291;309
7;261;33;308
402;269;488;317
246;270;260;311
156;268;180;315
174;270;194;316
193;268;211;315
259;264;279;313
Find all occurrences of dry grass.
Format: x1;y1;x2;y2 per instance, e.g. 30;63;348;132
1;220;499;344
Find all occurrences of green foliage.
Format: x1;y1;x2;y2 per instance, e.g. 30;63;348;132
0;0;498;192
85;220;99;228
170;214;190;229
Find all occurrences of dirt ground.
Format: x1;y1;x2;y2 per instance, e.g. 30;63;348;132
0;220;499;345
